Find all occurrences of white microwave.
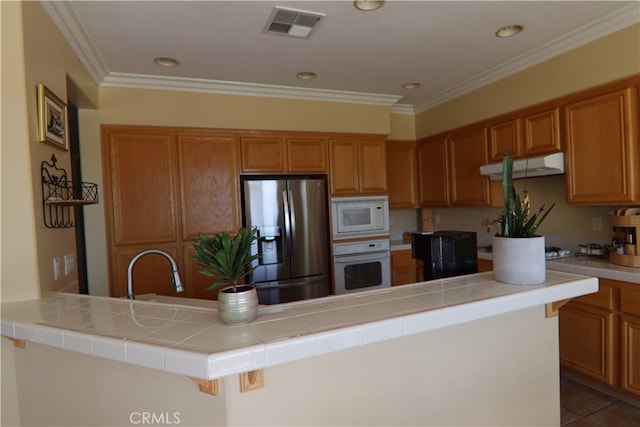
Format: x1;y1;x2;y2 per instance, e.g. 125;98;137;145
331;196;389;240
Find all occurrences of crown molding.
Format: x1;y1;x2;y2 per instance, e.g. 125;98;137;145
44;1;638;112
412;3;640;114
390;103;416;115
40;0;108;83
101;73;404;106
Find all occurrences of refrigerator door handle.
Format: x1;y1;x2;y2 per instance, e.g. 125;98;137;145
287;190;296;239
282;189;291;232
284;189;297;267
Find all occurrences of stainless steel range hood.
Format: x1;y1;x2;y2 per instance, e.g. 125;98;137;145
479;152;565;180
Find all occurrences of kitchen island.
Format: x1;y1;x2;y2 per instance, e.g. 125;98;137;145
2;271;597;426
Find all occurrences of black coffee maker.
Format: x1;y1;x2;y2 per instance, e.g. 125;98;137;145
411;231;478;281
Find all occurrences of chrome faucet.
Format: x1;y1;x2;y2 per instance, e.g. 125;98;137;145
127;249;185;299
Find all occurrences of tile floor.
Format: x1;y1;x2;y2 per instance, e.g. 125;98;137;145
561;377;640;426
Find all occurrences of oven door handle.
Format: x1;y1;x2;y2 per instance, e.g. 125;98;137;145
333;251;390;264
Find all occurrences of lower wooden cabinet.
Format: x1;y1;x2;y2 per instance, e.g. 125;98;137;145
620;287;640;396
559;302;615;385
477;259;493;272
391;250;417;286
621;314;640;395
559;278;640;397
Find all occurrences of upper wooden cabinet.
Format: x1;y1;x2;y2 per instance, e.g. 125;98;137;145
488;105;561;162
240;135;286;173
286;136;328;173
418;128;499;208
178;132;241;238
386;141;418;208
523;106;562;156
449;127;493;206
489;118;522;162
102;128;180;246
417;137;449;207
564;83;640;205
240;134;328;174
329;136;386;196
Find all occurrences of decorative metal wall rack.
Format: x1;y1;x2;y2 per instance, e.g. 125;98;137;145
41;154;98;228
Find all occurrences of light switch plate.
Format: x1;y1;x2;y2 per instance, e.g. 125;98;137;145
53;257;61;280
64;253;75;276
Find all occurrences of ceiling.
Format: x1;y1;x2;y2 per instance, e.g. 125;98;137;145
44;1;639;114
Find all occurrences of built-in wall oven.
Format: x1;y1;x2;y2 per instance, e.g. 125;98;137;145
333;239;391;295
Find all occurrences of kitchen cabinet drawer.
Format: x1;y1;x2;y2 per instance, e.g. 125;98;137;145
620;288;640;316
572;282;615;310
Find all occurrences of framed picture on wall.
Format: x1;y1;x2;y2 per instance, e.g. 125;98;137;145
37;83;68;150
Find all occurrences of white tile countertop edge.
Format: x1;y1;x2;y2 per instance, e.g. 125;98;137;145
1;271;597;381
477;251;640;284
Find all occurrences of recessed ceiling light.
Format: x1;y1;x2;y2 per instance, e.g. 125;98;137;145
402;82;421;90
154;57;180;67
354;1;385;11
296;71;317;80
495;25;524;38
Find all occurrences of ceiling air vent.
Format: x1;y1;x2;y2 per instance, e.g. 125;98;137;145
265;6;325;39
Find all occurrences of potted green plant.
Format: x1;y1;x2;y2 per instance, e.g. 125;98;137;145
485;153;555;285
191;227;260;325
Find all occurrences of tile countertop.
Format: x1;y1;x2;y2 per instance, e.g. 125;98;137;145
1;271;596;381
477;250;640;284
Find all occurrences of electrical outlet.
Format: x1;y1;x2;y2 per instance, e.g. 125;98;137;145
435;214;441;224
53;257;61;280
64;253;75;276
592;216;602;231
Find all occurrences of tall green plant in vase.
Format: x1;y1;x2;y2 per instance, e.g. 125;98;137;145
497;153;555;238
191;227;260;325
488;153;555;285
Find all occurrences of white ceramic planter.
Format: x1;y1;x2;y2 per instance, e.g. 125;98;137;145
492;235;546;285
217;285;259;325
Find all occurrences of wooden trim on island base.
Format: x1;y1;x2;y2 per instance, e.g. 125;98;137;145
545;299;570;318
190;369;264;396
190;377;220;396
8;338;27;348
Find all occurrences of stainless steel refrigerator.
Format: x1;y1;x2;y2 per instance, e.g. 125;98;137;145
241;176;331;304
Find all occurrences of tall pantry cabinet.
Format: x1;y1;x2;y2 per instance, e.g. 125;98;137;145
102;126;241;300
